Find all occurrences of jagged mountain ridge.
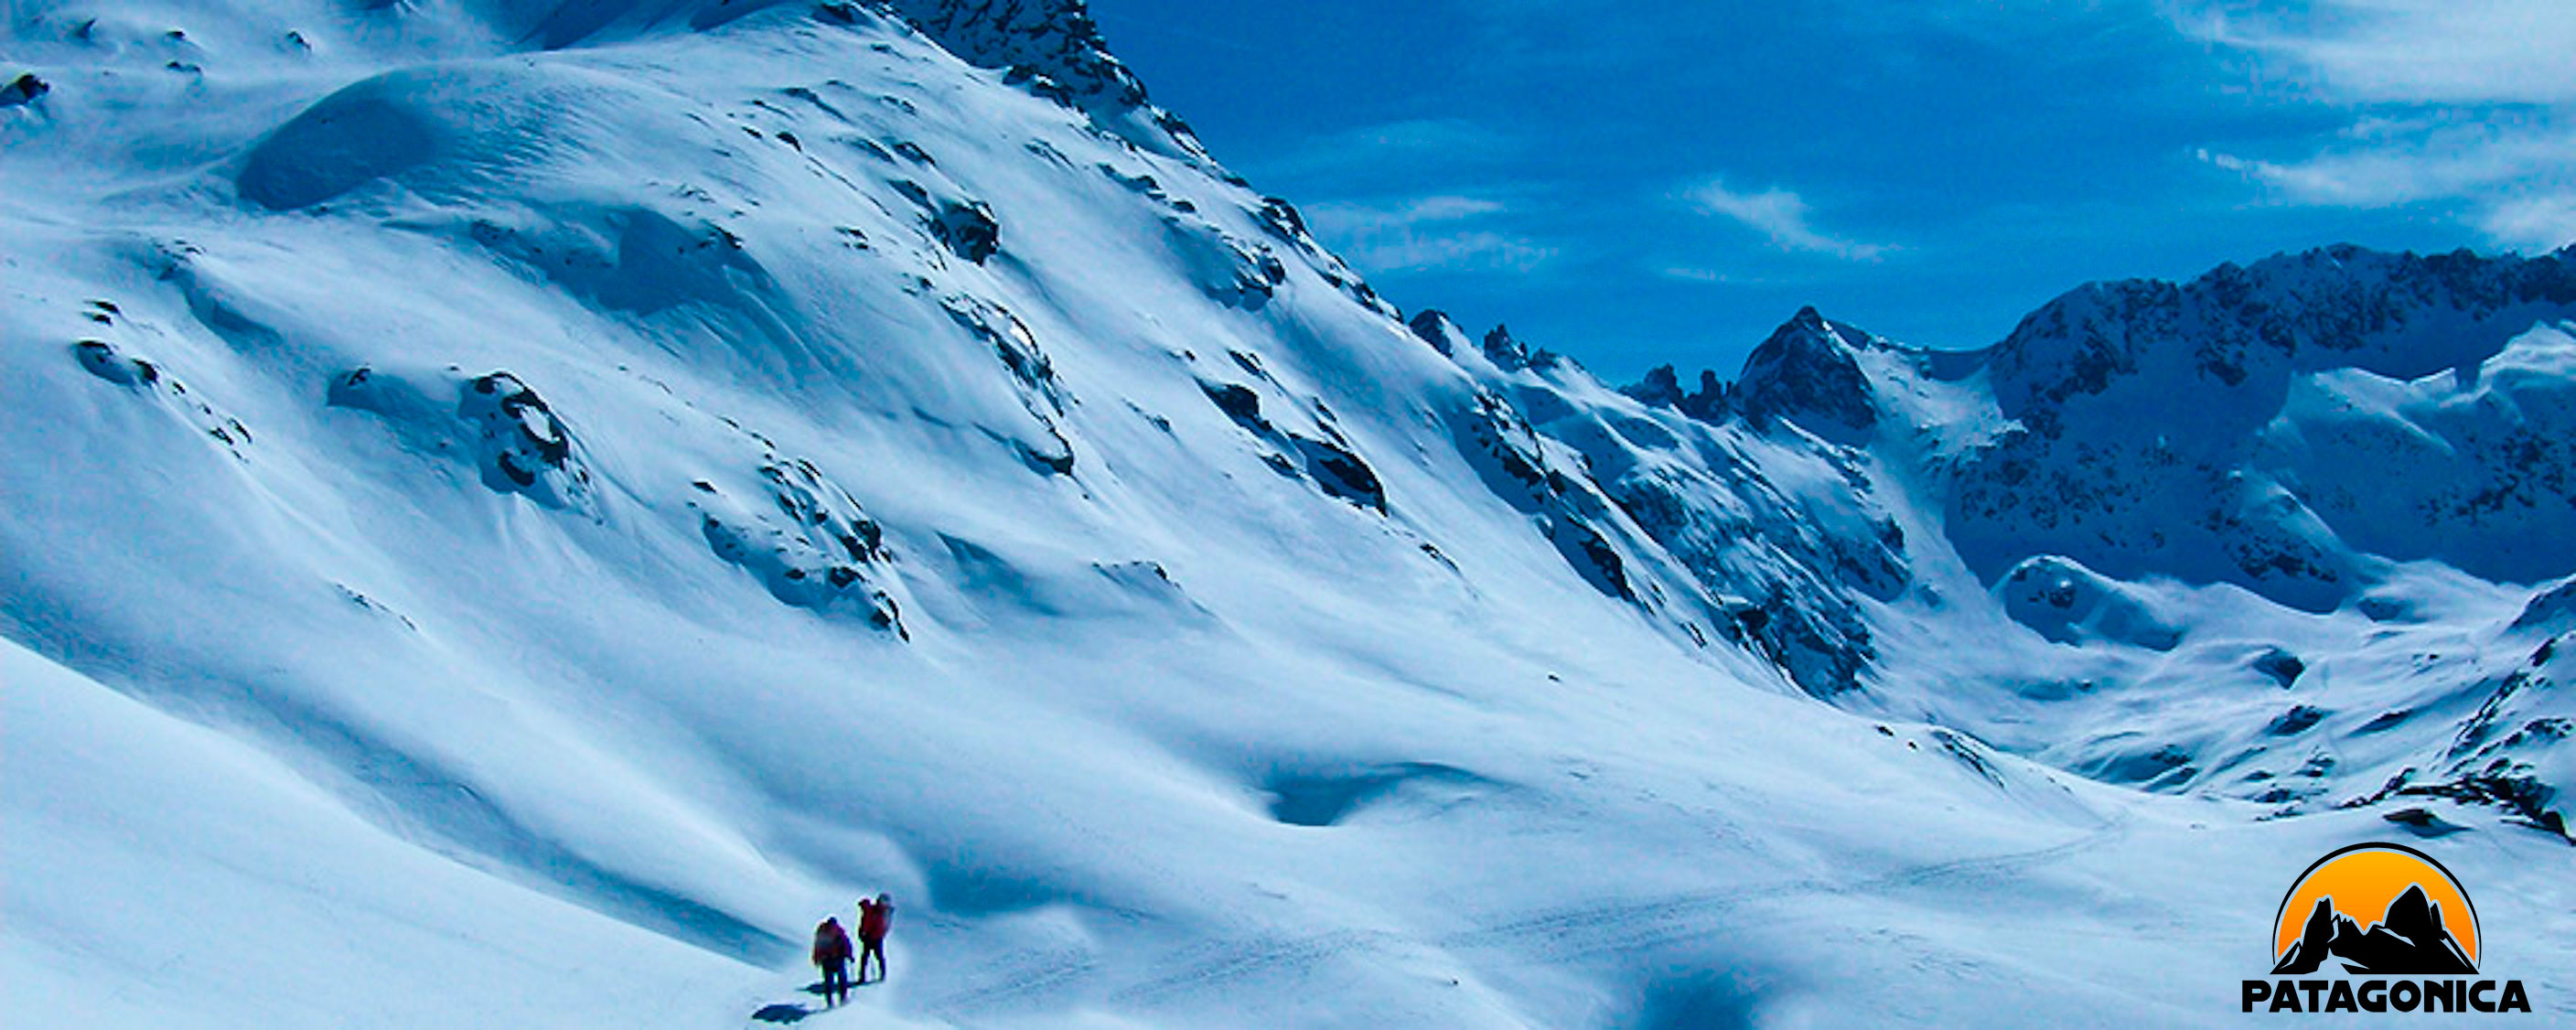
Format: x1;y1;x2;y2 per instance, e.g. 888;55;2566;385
5;1;2575;1026
1602;246;2576;823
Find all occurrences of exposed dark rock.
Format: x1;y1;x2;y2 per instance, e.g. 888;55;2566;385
1619;364;1730;421
2253;649;2306;687
1257;196;1307;240
1293;435;1386;512
2382;808;2470;838
1;71;47;107
1450;391;1648;605
942;295;1057;406
1162;213;1283;309
461;372;594;506
881;0;1145;108
930;198;999;263
1000;64;1073;104
876;0;1217;162
73;340;155;386
1734;307;1878;441
1955;246;2576;607
942;295;1077;477
1200;378;1384;512
1407;310;1470;358
2265;705;2326;736
692;452;904;634
73;337;257;456
1623;365;1685;408
1201;381;1262;428
1481;324;1528;370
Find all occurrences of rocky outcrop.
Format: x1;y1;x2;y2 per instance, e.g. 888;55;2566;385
1406;310;1473;359
330;366;598;514
689;455;905;633
894;180;1002;265
1452;391;1635;603
1198;359;1386;513
941;294;1076;475
2;70;47;107
877;0;1213;162
1620;364;1729;422
1162;212;1285;309
1733;307;1879;442
881;0;1143;106
69;316;254;460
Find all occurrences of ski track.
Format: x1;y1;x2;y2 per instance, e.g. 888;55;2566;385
921;814;2132;1016
920;946;1103;1015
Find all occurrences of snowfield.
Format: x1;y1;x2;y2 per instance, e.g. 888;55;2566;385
5;2;2571;1026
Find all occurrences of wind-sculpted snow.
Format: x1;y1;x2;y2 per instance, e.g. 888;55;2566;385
10;1;2576;1026
1996;555;2181;650
2261;322;2576;578
70;328;257;460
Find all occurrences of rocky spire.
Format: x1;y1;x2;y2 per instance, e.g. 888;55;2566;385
878;0;1143;106
1733;306;1879;440
875;0;1211;161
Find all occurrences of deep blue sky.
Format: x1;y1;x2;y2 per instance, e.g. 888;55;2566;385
1085;1;2576;381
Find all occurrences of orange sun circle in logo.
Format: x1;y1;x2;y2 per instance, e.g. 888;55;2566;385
2272;843;2480;970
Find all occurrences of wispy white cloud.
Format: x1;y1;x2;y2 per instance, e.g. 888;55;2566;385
1657;265;1735;284
1250;119;1520;185
2196;119;2574;206
1300;194;1555;274
1342;231;1558;274
1684;180;1890;262
2178;0;2576;251
2479;194;2576;251
1654;264;1802;287
2181;0;2576;105
1303;195;1507;235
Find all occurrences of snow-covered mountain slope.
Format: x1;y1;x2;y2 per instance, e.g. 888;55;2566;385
1613;251;2576;832
5;2;2572;1026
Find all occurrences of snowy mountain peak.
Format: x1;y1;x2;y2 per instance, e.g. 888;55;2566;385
1481;322;1530;368
1733;306;1884;441
1989;244;2576;432
1955;245;2576;608
882;0;1135;102
881;0;1213;161
1406;308;1472;357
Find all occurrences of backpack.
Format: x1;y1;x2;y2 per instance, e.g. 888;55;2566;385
812;921;852;965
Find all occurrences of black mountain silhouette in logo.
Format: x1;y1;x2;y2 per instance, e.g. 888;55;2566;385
2273;885;2477;975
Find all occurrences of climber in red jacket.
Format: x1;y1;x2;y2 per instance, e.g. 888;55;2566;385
855;893;895;984
811;917;854;1005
